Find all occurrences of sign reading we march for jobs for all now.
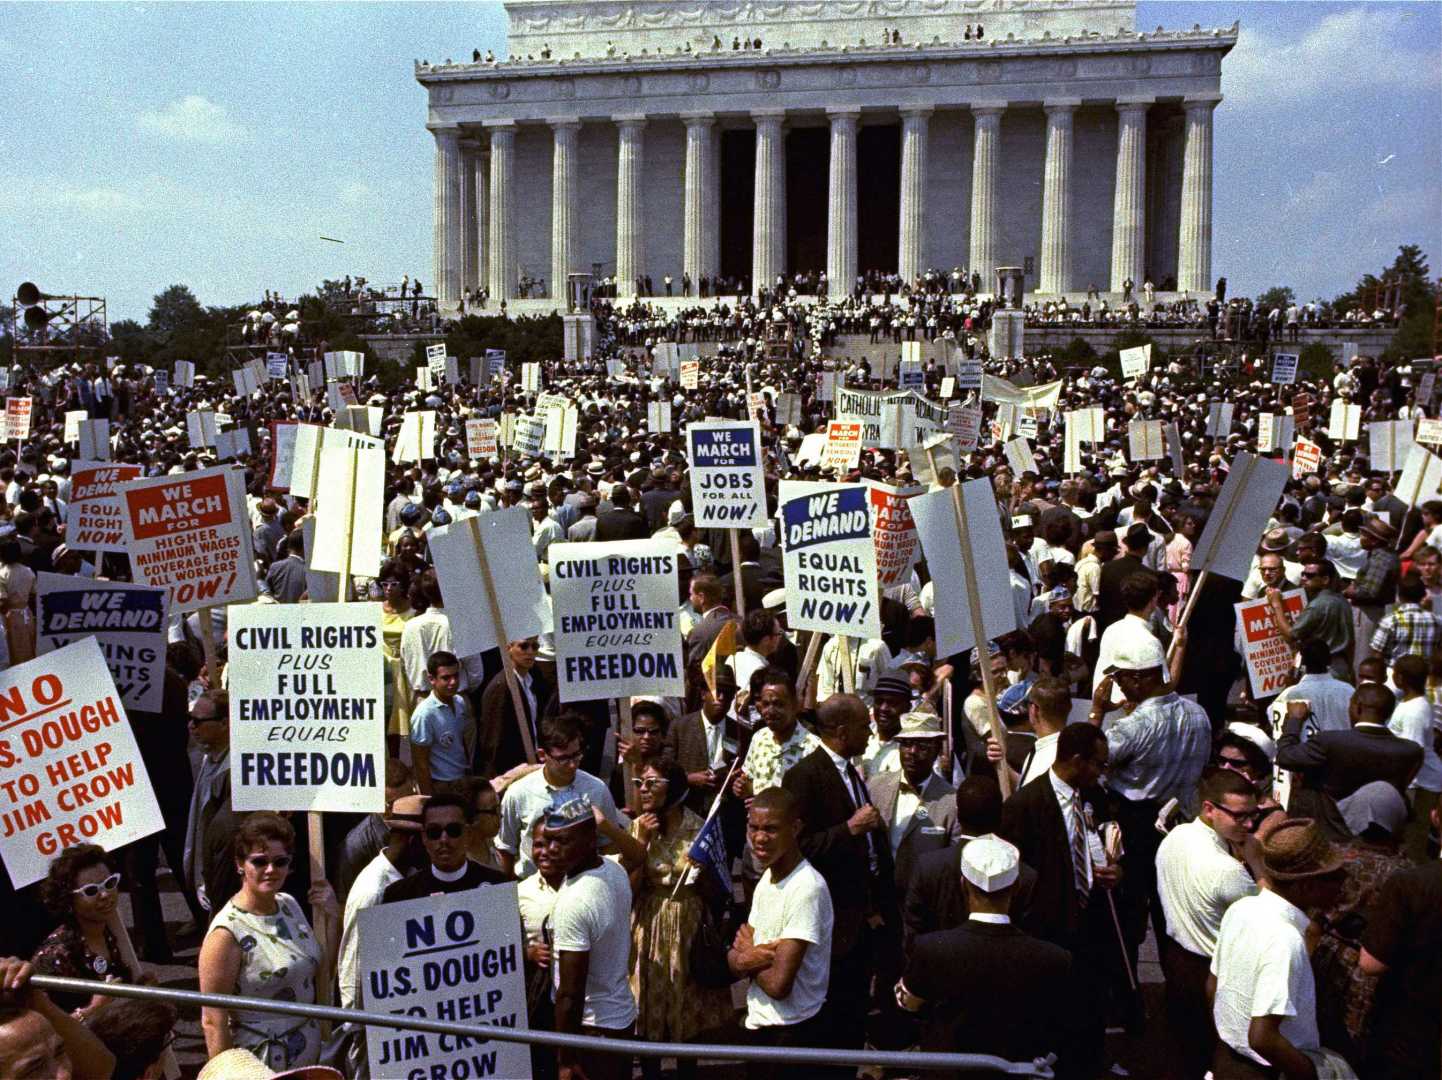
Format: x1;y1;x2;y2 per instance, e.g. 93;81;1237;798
0;639;164;888
687;420;766;528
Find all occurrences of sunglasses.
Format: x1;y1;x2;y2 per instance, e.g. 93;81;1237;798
631;777;669;789
247;855;292;870
425;823;465;840
72;872;121;898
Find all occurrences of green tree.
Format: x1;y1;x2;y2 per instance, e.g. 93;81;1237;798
146;284;206;338
1298;342;1334;382
1256;285;1295;311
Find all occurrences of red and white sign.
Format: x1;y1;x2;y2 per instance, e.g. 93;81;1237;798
948;403;982;451
680;361;699;390
821;421;863;474
465;418;498;459
68;461;144;553
1292;439;1322;479
1236;589;1306;698
868;481;923;588
118;466;258;614
0;638;165;888
4;397;33;441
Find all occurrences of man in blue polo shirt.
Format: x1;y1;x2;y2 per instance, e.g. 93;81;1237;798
409;650;474;795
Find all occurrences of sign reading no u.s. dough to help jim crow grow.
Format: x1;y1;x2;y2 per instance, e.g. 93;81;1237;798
0;638;164;888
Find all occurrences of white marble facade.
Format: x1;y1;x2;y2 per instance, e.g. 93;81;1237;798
419;1;1233;304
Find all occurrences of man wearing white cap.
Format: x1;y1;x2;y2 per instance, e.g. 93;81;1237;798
894;836;1071;1061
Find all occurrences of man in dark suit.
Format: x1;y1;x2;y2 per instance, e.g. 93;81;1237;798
593;484;648;541
1276;682;1422;804
477;638;552;775
638;468;680;532
998;723;1121;1074
894;836;1072;1063
782;693;896;1064
1096;523;1150;631
669;667;736;816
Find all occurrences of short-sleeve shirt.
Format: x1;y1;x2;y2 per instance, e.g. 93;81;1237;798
551;859;637;1031
743;724;821;794
407;693;473;782
496;767;627;879
745;859;833;1030
1211;889;1321;1065
1155;818;1257;958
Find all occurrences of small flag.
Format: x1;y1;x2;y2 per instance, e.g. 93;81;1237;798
702;620;737;696
687;812;732;896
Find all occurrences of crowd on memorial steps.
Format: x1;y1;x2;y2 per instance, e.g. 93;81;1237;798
0;246;1437;1080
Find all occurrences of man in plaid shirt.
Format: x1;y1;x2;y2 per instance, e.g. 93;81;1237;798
1370;571;1440;668
1347;516;1400;667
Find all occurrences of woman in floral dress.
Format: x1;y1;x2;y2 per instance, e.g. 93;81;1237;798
198;812;339;1071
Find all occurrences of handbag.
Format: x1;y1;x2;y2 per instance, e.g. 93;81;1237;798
687;898;735;989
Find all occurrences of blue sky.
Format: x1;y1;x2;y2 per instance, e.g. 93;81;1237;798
1;2;1437;322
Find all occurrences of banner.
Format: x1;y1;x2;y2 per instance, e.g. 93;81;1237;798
550;540;684;703
835;388;946;449
0;638;165;889
1119;344;1152;380
687;420;766;528
428;509;551;657
118;466;259;614
228;603;385;813
359;885;531;1080
868;482;922;589
821;421;862;474
1271;353;1299;384
68;462;143;553
781;486;882;640
465;418;498;459
36;575;168;714
1236;590;1306;697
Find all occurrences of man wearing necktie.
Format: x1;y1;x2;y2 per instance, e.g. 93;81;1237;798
783;694;898;1070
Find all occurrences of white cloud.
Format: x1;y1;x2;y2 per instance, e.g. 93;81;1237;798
58;187;142;212
1225;8;1441;108
339;181;375;205
136;95;247;145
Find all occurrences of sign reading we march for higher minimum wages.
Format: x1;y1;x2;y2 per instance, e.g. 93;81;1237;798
687;420;766;528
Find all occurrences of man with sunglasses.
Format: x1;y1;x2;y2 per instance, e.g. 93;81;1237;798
479;636;553;776
1156;767;1264;1078
1268;558;1355;683
382;793;507;903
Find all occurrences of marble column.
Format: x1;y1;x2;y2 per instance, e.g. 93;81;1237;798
1110;99;1150;292
1039;98;1078;295
460;142;478;295
752;110;786;295
968;103;1005;289
898;107;931;287
550;119;581;302
1178;94;1221;294
826;109;859;297
615;115;646;298
706;124;722;285
473;147;489;299
430;124;463;306
682;113;715;287
486;122;516;302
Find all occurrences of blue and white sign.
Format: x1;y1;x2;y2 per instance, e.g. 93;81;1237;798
687;420;766;528
781;485;882;639
36;574;168;713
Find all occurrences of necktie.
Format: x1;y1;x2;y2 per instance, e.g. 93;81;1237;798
1069;798;1091;908
846;762;880;873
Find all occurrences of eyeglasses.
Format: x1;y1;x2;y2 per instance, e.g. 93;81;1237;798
513;640;539;651
1209;802;1265;827
246;855;292;870
425;823;465;840
545;749;583;764
631;777;669;789
72;872;121;898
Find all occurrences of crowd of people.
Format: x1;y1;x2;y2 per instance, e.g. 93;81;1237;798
0;280;1436;1080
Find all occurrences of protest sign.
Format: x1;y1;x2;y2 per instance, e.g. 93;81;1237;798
906;436;957;487
646;400;671;434
947;403;981;452
680;360;699;389
64;410;87;444
483;348;506;382
1416;418;1442;447
1339;342;1358;366
289;371;310;401
605;358;626;380
1119;344;1152;380
776;392;803;427
428;508;551;658
1128;420;1164;461
186;411;217;449
1205;402;1234;439
118;466;258;614
1292;438;1322;479
232;366;259;397
1236;590;1306;697
391;411;436;465
816;370;836;403
521;362;540;393
821;421;863;474
1396;445;1442;509
542;401;579;461
1290;392;1313;429
415;365;434;392
512;414;546;458
1271;353;1299;384
956;358;982;390
324;350;364;380
909;478;1017;656
1418;372;1436;407
0;638;165;888
68;462;143;553
1368;419;1415;473
307;360;324;390
5;397;33;441
311;444;385;580
228;603;385;813
550;540;684;702
465;418;498;459
1165;422;1185;478
868;482;922;589
151;371;168;394
1004;437;1037;477
781;486;882;640
77;419;110;461
214;427;250;463
1017;411;1039;440
425;342;447;379
898;358;924;389
288;425;381;502
939;375;956;399
687;420;766;528
795;432;828;469
991;403;1016;444
36;574;168;714
173;360;194;388
1329;400;1361;441
266;352;288;379
1190;452;1289;583
268;421;302;491
359;884;530;1080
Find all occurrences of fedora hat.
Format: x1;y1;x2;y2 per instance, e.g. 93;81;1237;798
383;793;427;832
197;1048;343;1080
1360;516;1396;544
1260;818;1345;881
1258;528;1291;554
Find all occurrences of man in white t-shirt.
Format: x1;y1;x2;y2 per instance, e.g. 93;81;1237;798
543;795;636;1080
728;787;833;1077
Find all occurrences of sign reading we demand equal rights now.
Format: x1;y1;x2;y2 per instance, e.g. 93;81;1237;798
118;466;258;614
0;638;164;888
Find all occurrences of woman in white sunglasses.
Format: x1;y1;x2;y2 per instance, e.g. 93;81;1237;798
31;843;132;1019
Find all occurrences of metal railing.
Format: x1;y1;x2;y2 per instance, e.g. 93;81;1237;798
31;975;1055;1077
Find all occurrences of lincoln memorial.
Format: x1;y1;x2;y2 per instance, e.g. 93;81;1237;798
417;1;1233;308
